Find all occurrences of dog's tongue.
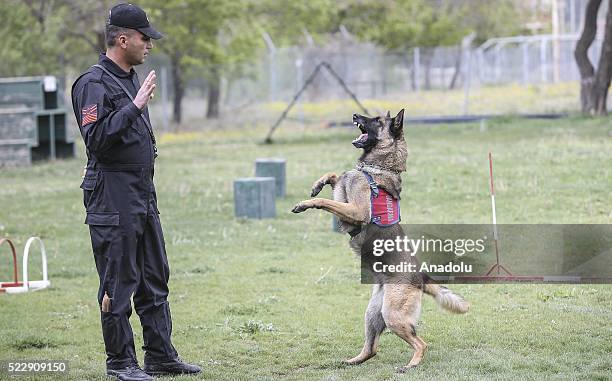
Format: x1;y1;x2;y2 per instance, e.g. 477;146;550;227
352;133;368;144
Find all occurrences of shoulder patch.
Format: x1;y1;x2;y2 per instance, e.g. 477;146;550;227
81;104;98;126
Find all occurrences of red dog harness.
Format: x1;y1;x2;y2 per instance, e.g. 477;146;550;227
347;171;401;237
361;171;401;226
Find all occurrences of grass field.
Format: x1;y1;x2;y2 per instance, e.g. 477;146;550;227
0;115;611;380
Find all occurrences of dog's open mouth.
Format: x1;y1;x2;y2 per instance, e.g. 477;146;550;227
352;121;368;145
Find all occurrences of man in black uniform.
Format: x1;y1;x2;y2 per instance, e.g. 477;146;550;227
71;4;200;380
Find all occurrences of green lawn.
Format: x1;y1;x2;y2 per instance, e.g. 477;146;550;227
0;116;610;380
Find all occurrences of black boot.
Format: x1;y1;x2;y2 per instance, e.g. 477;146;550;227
144;357;201;376
107;364;153;381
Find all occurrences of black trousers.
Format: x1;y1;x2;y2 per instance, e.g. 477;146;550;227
83;168;177;368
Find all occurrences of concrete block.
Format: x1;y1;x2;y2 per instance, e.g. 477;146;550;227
234;177;276;219
255;158;286;197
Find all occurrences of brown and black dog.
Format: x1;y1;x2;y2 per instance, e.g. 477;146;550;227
292;110;469;372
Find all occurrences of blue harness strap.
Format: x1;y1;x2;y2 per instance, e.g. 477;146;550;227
360;170;400;227
361;171;379;197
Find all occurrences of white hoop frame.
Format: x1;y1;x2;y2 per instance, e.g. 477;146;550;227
5;237;50;294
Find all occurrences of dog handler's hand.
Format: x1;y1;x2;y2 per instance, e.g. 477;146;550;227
133;70;156;110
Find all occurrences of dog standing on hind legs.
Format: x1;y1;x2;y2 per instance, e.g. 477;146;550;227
292;109;469;372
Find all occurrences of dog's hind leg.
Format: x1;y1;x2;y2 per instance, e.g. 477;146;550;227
311;172;338;197
345;284;385;365
381;284;427;372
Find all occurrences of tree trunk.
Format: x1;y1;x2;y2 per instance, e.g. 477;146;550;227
593;0;612;115
574;0;602;114
206;67;221;119
171;53;184;125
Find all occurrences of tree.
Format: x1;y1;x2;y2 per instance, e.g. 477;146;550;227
251;0;339;45
0;0;62;77
455;0;524;46
250;0;340;101
141;0;260;123
339;0;467;89
0;0;117;79
574;0;612;116
339;0;523;90
55;0;115;56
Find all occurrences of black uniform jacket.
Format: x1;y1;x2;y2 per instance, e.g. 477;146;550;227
71;54;155;167
72;54;159;225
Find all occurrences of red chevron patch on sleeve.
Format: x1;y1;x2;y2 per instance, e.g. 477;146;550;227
81;104;98;126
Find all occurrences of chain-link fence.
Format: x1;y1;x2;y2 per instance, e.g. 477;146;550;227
139;32;603;131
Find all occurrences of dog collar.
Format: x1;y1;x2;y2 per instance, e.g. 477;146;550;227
355;161;402;175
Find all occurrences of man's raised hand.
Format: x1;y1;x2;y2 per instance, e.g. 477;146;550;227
133;70;156;110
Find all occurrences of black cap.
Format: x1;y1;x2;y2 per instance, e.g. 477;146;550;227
108;3;163;40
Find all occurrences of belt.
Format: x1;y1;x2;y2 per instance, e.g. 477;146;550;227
91;163;152;171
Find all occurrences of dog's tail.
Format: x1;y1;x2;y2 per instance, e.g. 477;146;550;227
423;279;469;314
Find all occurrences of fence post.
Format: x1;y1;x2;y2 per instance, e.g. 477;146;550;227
262;32;277;102
161;66;169;132
522;41;529;84
413;47;420;92
494;44;502;82
569;0;577;34
540;38;548;83
462;33;476;116
380;54;387;95
295;58;304;125
477;48;485;84
552;0;561;83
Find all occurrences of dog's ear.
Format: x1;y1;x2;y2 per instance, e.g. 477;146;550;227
391;109;405;135
386;110;391;118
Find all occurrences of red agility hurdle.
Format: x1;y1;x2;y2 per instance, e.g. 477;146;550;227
0;237;50;294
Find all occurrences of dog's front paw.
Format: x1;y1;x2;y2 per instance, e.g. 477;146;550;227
310;182;324;197
291;201;310;213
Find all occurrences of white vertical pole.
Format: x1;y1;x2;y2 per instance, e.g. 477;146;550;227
489;152;497;235
489;152;500;274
